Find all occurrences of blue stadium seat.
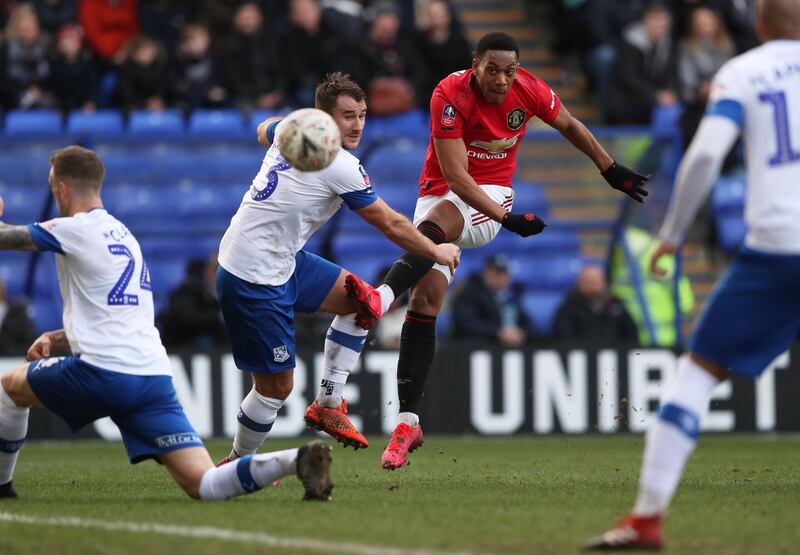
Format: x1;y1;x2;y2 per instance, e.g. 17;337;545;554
522;290;567;334
208;151;259;186
128;109;184;138
4;110;62;138
66;110;125;138
188;109;246;139
512;182;549;217
248;109;283;135
331;233;402;283
0;183;51;223
156;152;213;185
367;110;429;141
364;139;428;184
513;225;581;255
510;254;582;290
102;153;159;186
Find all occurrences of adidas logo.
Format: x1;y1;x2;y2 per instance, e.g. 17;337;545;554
473;122;485;129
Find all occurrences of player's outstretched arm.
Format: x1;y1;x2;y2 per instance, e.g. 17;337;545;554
0;198;37;251
549;104;648;203
356;198;460;273
257;117;283;147
0;223;37;251
27;329;70;361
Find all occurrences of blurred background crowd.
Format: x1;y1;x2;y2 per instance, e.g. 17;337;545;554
0;0;758;356
0;0;472;115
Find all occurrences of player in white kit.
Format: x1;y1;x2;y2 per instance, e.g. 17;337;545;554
0;146;334;502
216;73;460;460
585;0;800;549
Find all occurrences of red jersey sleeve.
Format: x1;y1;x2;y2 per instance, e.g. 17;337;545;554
529;76;561;125
429;85;465;139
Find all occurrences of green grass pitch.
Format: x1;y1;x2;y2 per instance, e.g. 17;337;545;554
1;435;799;555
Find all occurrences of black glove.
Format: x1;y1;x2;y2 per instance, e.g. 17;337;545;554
501;212;547;237
601;161;649;203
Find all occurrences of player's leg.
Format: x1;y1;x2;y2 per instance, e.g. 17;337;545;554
0;364;40;498
216;265;299;463
372;199;463;319
586;247;800;550
116;376;332;501
380;269;447;470
160;441;332;501
224;370;294;463
296;254;370;449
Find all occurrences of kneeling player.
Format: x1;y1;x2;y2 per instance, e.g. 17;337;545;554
0;146;331;502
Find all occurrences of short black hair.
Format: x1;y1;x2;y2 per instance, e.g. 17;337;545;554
315;72;367;114
475;32;519;60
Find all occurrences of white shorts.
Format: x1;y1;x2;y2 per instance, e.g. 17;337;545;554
412;184;514;282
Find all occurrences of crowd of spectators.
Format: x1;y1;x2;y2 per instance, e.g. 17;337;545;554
0;0;472;115
554;0;756;136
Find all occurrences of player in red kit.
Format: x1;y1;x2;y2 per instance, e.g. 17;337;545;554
345;32;648;469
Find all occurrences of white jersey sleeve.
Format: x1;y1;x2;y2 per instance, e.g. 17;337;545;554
326;159;377;210
29;217;85;255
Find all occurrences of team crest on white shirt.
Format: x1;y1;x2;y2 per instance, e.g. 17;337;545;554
273;345;290;363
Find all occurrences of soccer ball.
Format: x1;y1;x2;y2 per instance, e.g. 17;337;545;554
277;108;341;172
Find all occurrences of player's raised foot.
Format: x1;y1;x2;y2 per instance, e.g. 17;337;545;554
304;400;368;450
344;274;382;330
296;440;333;501
381;422;424;470
0;481;18;499
583;515;663;551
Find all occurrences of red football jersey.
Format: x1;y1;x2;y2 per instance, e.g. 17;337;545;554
419;67;561;197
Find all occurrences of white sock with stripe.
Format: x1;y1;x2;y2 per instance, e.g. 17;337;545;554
230;388;284;459
199;448;298;500
0;387;28;485
633;354;718;516
317;315;367;408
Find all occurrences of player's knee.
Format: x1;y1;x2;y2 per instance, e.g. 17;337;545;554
254;374;294;400
409;286;444;315
1;368;28;406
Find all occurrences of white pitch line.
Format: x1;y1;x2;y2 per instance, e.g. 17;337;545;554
0;511;493;555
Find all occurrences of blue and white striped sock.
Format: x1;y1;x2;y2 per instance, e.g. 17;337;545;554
0;386;28;485
633;354;718;516
199;448;298;500
230;388;283;458
317;315;367;408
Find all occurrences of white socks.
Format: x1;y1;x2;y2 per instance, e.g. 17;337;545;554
316;315;367;408
633;354;718;517
199;448;298;500
0;387;29;485
231;388;284;459
377;284;395;314
398;412;419;427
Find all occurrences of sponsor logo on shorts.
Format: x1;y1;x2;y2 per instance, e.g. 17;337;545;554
441;104;457;127
155;433;201;448
30;357;65;372
273;345;290;363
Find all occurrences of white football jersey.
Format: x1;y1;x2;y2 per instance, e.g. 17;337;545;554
709;40;800;253
218;133;376;286
28;209;171;376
